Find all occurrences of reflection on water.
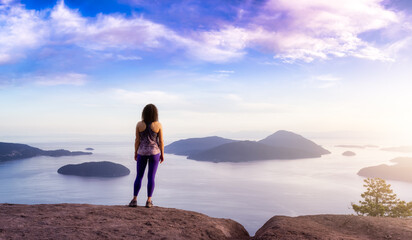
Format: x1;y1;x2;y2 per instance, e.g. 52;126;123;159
1;140;412;235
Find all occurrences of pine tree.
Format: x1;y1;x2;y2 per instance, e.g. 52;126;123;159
352;178;412;217
390;201;412;217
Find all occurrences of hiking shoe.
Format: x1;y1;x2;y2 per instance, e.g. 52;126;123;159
128;200;137;207
145;201;153;208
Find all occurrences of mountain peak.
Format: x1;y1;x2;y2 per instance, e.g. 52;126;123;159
259;130;330;155
265;130;301;138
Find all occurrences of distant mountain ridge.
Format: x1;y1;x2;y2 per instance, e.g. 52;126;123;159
165;130;329;162
0;142;92;162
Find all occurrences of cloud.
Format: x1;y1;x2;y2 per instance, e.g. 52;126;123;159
384;36;412;59
0;0;408;65
208;70;235;78
50;1;177;50
216;70;234;74
314;75;341;82
0;0;15;5
184;26;248;62
112;89;183;106
0;1;179;65
0;1;247;64
175;0;404;63
308;74;341;88
224;93;242;102
0;3;49;64
47;2;247;63
34;73;88;86
116;54;142;61
245;0;399;62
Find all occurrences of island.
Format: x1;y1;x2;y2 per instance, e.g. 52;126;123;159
335;144;379;149
188;140;324;162
57;161;130;177
166;130;330;162
165;136;237;156
0;142;92;162
335;145;365;149
364;145;379;148
85;148;94;151
358;157;412;182
342;151;356;156
380;146;412;153
258;130;330;155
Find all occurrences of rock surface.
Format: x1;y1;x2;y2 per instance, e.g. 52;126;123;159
342;151;356;156
358;157;412;182
1;204;412;240
58;161;130;177
0;204;249;240
0;142;92;162
253;214;412;240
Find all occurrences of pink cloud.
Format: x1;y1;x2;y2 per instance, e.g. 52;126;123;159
0;0;408;64
245;0;399;62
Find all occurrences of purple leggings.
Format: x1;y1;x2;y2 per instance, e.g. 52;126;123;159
133;153;160;197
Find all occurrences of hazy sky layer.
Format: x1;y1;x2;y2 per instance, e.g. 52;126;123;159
1;0;412;143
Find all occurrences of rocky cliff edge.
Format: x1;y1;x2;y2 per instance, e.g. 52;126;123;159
1;204;412;240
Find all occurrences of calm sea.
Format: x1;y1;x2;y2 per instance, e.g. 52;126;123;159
1;138;411;235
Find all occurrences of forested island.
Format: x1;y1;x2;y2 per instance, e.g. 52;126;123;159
58;161;130;177
0;142;92;162
165;130;330;162
358;157;412;182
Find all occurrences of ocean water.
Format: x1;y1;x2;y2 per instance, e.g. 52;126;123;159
1;139;412;235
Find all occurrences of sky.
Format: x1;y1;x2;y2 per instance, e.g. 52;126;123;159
1;0;412;144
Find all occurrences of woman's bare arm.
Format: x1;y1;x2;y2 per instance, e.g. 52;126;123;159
158;122;164;163
134;122;140;161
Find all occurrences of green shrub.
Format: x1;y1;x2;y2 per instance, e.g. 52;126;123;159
352;178;412;217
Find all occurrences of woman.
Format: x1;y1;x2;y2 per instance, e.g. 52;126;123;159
129;104;164;208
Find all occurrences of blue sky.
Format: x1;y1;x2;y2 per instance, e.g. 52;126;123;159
1;0;412;144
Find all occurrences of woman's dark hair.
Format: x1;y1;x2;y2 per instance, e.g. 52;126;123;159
141;104;158;123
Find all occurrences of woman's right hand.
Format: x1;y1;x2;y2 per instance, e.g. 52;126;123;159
134;152;138;161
